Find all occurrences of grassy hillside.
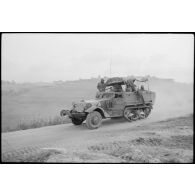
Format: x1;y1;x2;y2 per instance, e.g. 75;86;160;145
1;77;193;132
1;79;98;131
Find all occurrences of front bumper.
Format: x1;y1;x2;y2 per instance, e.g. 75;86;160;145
60;110;87;118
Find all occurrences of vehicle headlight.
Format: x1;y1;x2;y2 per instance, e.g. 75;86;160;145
84;103;92;110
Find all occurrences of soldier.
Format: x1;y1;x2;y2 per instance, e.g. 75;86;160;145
97;78;106;92
125;77;145;105
140;85;145;91
125;77;136;92
136;89;145;105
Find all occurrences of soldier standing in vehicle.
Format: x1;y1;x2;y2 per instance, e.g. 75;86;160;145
125;78;136;92
97;78;106;92
125;77;145;105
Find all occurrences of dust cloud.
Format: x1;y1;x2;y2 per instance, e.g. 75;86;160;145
148;79;193;122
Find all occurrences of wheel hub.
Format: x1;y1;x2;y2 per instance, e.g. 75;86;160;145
92;116;99;125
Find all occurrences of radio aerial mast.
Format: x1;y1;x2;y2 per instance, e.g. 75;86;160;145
109;49;112;77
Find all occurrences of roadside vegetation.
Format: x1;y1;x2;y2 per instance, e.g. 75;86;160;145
4;116;70;132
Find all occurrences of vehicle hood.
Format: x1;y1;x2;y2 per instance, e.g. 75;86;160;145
72;99;102;112
84;99;100;104
77;99;101;105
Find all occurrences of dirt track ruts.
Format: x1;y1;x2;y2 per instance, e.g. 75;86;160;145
2;116;157;161
1;112;193;162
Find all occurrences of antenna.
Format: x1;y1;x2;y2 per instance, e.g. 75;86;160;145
109;49;112;77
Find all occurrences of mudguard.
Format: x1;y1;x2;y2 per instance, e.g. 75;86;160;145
85;106;110;118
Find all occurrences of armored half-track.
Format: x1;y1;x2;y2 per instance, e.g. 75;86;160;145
60;77;156;129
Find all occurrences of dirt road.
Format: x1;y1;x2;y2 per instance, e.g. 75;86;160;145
1;112;193;163
2;117;152;157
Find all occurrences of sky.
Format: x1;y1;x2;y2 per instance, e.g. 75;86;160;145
1;33;194;83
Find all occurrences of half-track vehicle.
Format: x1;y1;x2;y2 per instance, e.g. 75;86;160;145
60;77;156;129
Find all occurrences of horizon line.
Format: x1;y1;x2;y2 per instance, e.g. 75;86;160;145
1;75;193;85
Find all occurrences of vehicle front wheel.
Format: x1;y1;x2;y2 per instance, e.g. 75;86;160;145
86;111;102;129
71;118;84;125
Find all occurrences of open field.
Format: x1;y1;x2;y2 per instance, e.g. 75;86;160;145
2;114;193;163
1;79;97;132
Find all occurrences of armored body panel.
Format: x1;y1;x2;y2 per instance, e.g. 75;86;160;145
124;91;155;106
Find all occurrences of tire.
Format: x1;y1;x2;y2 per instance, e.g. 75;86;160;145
71;117;84;125
86;111;102;129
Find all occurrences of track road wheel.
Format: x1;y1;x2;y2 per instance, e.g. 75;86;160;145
86;111;102;129
144;107;151;118
123;107;138;122
71;118;84;125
